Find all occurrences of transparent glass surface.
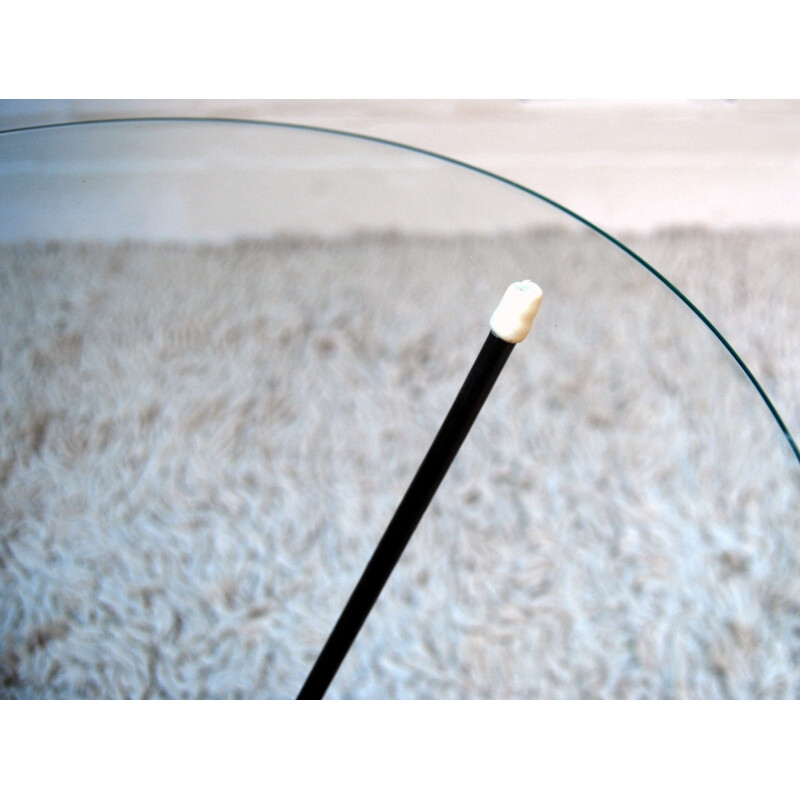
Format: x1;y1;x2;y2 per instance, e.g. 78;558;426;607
0;119;798;698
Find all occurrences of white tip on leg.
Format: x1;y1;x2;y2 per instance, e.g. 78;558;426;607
489;280;543;343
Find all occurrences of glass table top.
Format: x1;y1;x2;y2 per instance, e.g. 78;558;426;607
0;119;798;698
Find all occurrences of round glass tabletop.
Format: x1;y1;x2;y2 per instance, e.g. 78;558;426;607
0;119;798;699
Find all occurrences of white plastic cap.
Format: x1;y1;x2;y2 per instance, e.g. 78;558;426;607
489;280;543;343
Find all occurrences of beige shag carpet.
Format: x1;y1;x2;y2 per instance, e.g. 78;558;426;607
1;228;799;698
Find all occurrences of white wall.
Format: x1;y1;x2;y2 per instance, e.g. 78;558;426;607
1;99;798;235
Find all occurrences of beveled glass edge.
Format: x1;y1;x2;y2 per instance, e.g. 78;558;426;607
2;116;797;465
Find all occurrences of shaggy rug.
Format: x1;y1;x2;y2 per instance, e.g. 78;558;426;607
1;228;799;699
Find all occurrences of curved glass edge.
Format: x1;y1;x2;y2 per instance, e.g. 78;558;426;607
2;116;797;465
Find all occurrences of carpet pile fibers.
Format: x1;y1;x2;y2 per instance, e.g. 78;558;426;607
1;229;799;698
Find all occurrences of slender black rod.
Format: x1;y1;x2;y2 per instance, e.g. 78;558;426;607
297;331;515;699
